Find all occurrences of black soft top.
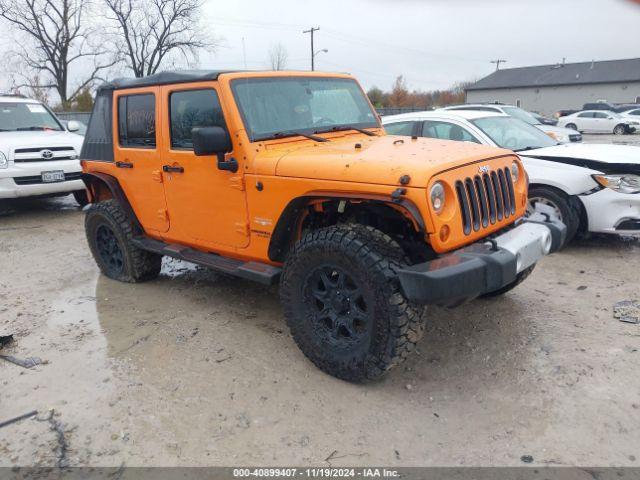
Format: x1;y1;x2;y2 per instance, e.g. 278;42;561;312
82;70;242;162
97;70;241;92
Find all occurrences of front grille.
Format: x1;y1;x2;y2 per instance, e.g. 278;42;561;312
455;167;516;235
13;146;77;163
569;134;582;142
13;171;82;185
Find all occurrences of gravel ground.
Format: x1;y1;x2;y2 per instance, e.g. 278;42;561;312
1;183;639;467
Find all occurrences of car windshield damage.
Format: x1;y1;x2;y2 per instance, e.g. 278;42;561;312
0;102;63;132
471;116;559;151
231;77;379;142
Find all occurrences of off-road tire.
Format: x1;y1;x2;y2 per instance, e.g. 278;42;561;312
480;265;535;298
85;199;162;282
613;124;627;135
73;189;89;207
529;185;580;247
565;123;578;131
280;224;426;383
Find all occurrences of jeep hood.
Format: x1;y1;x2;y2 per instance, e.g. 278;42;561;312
272;135;513;188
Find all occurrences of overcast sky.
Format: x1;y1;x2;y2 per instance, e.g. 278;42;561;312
196;0;640;91
2;0;639;96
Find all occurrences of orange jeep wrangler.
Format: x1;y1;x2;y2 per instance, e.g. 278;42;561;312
80;70;564;382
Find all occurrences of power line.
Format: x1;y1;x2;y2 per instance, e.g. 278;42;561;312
490;59;507;70
302;27;320;71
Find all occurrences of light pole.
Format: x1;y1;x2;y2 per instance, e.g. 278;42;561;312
313;48;328;70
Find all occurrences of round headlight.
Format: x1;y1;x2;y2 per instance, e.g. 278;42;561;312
430;182;445;213
511;162;519;182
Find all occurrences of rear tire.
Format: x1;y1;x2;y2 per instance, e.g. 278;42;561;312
613;124;627;135
280;224;426;382
565;123;578;131
85;199;162;282
528;185;580;248
73;189;89;207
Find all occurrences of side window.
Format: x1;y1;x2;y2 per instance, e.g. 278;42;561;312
118;94;156;148
422;120;481;143
170;89;226;149
594;112;608;119
578;112;594;118
384;121;415;136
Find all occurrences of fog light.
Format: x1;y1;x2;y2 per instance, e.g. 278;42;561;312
439;224;450;242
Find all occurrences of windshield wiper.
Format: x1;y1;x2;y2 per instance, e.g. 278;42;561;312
514;146;543;152
270;131;329;142
16;126;61;131
322;125;378;136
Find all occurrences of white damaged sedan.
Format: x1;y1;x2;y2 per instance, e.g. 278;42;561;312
383;110;640;246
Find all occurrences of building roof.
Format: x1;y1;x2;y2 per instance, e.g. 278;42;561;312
98;70;241;91
466;58;640;91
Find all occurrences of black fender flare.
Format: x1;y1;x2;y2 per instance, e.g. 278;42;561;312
267;193;426;262
81;172;143;234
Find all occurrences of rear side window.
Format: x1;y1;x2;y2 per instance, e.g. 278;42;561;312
118;94;156;148
422;120;481;143
170;89;226;149
578;112;594;118
384;121;415;136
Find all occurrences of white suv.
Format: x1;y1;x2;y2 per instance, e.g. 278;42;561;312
0;95;86;205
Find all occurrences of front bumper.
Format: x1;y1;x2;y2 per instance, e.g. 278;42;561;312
398;216;566;307
0;160;83;199
579;187;640;235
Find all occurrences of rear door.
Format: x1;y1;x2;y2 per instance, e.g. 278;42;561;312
159;84;249;249
576;112;595;132
113;88;169;233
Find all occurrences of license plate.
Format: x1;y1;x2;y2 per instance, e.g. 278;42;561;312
41;170;65;183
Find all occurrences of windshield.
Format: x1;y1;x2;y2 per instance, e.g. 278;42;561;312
232;77;379;141
471;116;558;151
0;102;63;131
501;106;540;125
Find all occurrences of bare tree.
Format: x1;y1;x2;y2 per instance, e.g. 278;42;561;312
269;43;288;71
105;0;215;78
0;0;117;109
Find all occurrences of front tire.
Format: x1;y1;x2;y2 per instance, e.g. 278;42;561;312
280;224;426;382
614;124;627;135
85;199;162;282
527;186;580;248
565;123;578;131
73;189;89;207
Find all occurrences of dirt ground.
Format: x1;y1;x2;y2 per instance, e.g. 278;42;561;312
1;147;640;467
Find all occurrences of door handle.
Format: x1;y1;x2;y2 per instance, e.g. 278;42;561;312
162;165;184;173
116;161;134;168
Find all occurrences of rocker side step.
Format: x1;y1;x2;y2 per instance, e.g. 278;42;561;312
131;237;281;285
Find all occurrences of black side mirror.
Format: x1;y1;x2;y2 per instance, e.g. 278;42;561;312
192;126;238;173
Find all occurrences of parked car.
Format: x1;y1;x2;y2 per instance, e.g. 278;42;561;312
61;119;88;136
383;110;640;246
558;110;638;134
583;102;617;111
554;109;578;119
0;95;87;205
531;112;558;126
441;104;581;143
79;70;563;382
615;104;640;113
621;107;640;122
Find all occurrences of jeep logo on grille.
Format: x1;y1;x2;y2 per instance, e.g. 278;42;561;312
478;165;490;174
40;149;54;160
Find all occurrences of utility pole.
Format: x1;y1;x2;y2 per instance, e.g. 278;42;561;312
303;27;320;71
490;59;507;71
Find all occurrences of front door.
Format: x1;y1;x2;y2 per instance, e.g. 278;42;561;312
159;84;249;249
113;88;169;233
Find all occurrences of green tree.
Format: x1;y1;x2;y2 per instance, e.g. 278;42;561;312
72;88;94;111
